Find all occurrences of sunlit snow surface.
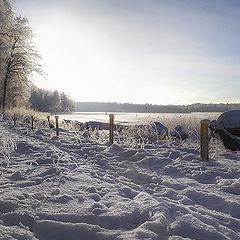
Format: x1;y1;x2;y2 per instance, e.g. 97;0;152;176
0;115;240;240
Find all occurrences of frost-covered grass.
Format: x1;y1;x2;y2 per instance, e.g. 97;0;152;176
0;108;50;166
3;107;50;129
0;110;222;145
0;110;225;158
139;112;221;138
0;126;16;166
5;107;48;120
58;112;224;150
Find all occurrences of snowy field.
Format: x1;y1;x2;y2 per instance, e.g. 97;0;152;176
0;112;240;240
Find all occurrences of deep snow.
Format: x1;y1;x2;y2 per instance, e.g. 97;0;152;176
0;116;240;240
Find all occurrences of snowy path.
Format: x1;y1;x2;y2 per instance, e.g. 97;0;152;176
0;122;240;240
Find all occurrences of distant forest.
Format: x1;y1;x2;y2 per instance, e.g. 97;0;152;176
30;87;75;113
74;102;240;113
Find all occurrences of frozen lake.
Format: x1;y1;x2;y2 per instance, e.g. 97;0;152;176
59;112;222;124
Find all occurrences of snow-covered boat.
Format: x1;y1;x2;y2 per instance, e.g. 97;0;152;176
214;110;240;150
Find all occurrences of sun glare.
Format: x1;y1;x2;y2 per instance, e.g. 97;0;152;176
34;16;120;101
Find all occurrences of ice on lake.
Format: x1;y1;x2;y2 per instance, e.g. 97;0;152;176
59;112;222;124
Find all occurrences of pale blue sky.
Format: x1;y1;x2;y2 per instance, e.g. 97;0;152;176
13;0;240;104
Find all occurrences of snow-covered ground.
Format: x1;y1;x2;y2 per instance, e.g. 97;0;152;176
0;116;240;240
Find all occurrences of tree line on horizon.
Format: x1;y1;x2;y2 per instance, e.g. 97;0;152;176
30;87;75;113
0;0;74;112
74;102;240;113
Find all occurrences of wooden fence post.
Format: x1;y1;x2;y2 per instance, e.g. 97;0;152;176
47;116;54;129
13;113;16;126
200;119;210;160
109;114;114;144
31;116;34;130
47;116;50;128
55;116;59;136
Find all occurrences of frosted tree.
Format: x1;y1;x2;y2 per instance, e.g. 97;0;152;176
0;0;14;107
60;92;75;112
1;15;43;110
30;87;75;113
0;0;43;110
52;90;61;113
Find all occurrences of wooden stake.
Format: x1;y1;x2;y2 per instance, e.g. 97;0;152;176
55;116;59;136
31;116;34;130
200;119;210;160
109;114;114;144
13;113;16;126
47;116;54;129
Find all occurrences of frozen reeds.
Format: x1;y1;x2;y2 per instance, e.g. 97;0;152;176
0;109;225;154
0;128;16;166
